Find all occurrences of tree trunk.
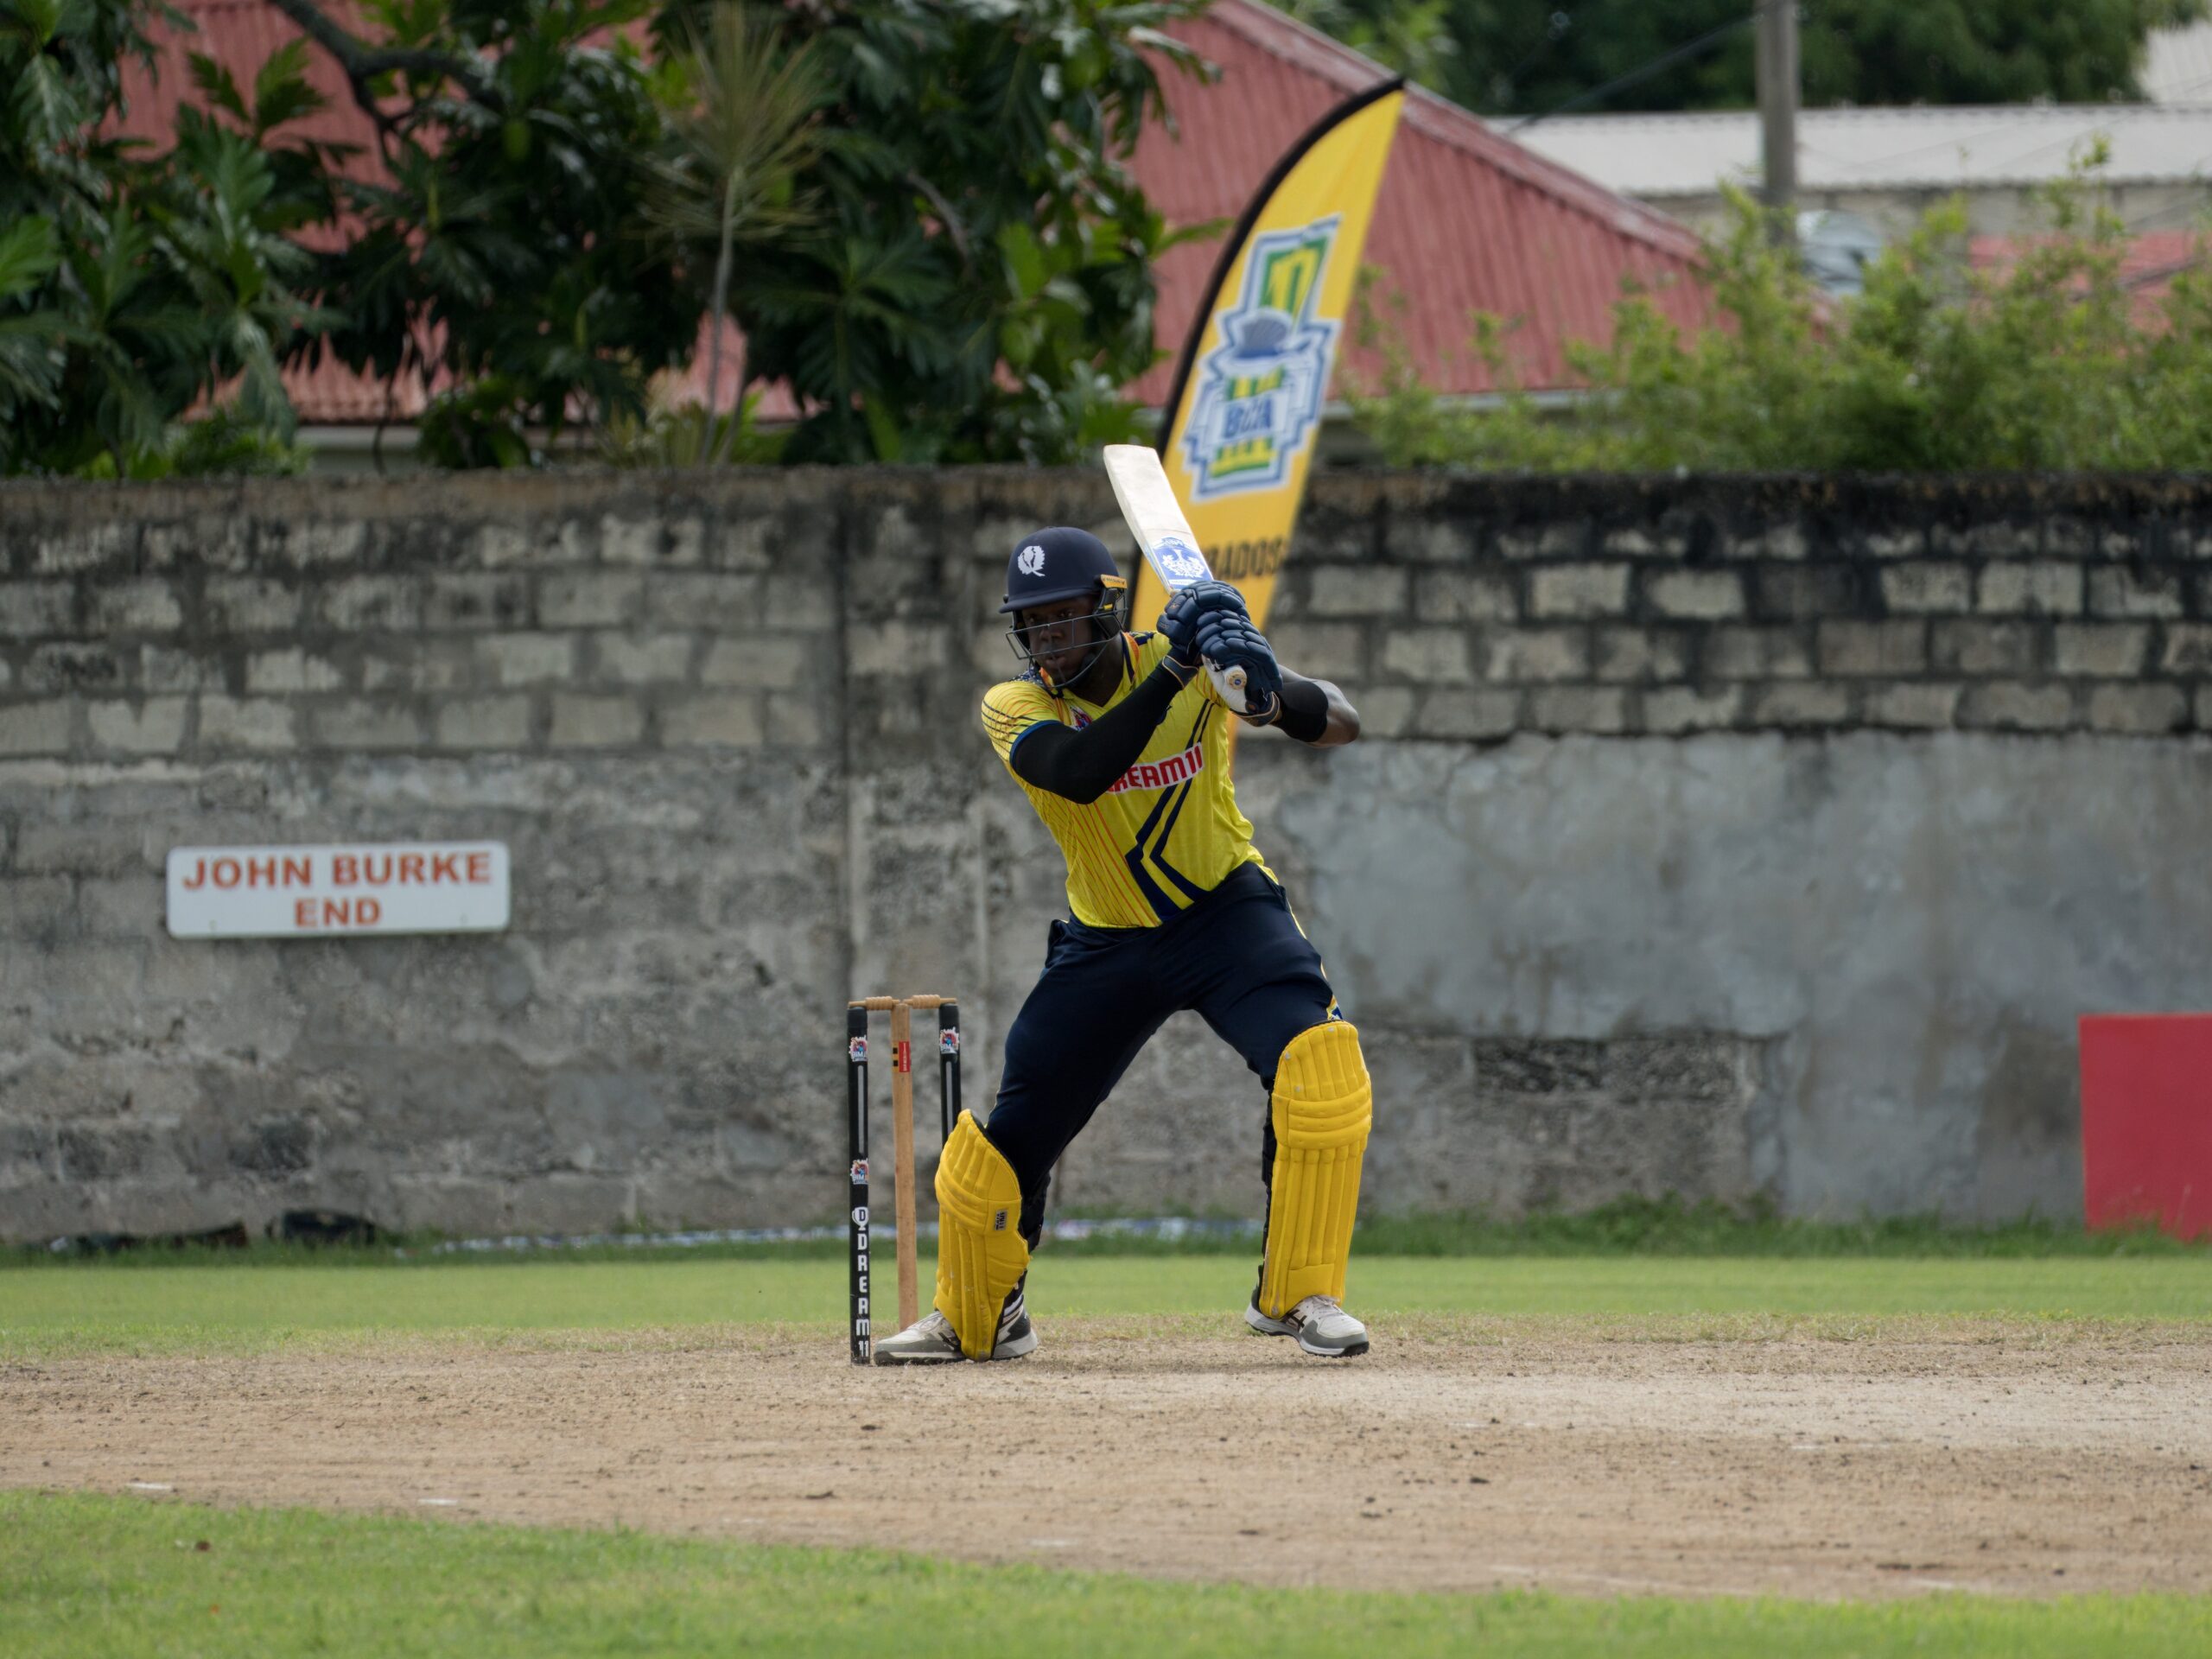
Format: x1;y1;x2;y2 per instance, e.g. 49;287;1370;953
702;175;738;467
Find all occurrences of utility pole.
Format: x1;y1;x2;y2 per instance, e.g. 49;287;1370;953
1755;0;1799;245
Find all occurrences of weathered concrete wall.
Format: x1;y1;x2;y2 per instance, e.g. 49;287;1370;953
4;470;2209;1239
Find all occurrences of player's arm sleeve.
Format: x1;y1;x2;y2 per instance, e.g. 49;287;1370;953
1273;672;1330;742
1270;670;1359;747
1007;662;1190;805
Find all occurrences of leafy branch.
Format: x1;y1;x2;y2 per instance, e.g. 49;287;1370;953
1350;149;2212;473
264;0;502;139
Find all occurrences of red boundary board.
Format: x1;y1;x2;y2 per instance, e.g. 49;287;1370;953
2077;1014;2212;1240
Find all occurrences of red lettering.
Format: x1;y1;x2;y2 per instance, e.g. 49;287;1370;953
282;856;309;887
398;853;426;885
332;854;357;886
1106;741;1205;796
213;857;241;889
182;857;206;891
466;852;490;883
311;897;381;927
363;854;392;886
429;853;460;884
245;856;277;887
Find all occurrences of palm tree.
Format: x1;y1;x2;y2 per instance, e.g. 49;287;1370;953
648;3;823;462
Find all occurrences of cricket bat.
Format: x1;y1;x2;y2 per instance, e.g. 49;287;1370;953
1103;444;1214;594
1101;445;1262;714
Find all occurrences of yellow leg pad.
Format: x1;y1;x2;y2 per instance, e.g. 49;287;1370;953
1257;1020;1372;1319
932;1111;1031;1360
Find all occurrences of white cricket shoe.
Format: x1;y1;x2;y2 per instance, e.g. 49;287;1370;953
1245;1293;1370;1357
874;1285;1037;1365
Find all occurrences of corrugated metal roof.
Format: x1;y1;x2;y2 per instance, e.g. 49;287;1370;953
118;0;1710;424
1134;3;1711;404
1509;102;2212;198
2144;22;2212;105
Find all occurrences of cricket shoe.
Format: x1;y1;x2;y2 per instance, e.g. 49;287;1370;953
1245;1294;1370;1357
874;1282;1037;1365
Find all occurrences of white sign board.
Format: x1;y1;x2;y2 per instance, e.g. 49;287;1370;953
166;842;511;938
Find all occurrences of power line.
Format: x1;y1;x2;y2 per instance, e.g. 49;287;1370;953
1509;1;1783;134
1493;9;1574;108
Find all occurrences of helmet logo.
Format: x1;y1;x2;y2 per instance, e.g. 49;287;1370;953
1017;544;1046;577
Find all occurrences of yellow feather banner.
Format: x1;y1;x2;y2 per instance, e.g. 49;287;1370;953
1135;77;1405;748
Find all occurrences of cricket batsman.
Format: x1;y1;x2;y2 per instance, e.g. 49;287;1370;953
876;525;1373;1363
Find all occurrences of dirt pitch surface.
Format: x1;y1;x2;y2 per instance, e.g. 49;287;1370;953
9;1319;2211;1600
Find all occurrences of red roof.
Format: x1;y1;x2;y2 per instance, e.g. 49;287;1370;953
1969;231;2207;327
119;0;1712;426
1134;3;1711;405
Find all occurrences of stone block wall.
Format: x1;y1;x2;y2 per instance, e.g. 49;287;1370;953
1270;474;2212;742
3;469;2209;1240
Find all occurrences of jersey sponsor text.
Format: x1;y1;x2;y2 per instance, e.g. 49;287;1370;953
1106;741;1205;796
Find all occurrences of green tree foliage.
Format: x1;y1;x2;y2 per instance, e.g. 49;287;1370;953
266;0;1213;467
1285;0;2206;112
1352;156;2212;470
642;1;821;461
283;0;706;466
8;0;1208;471
723;0;1213;463
1278;0;1459;90
0;0;334;475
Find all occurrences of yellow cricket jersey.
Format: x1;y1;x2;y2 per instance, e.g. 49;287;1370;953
981;632;1271;929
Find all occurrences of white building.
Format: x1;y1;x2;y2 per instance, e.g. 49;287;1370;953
1501;24;2212;244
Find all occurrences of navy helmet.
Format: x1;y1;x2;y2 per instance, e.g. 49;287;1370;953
999;527;1125;617
1000;527;1128;685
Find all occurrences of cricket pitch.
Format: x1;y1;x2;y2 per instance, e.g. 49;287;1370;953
8;1319;2209;1600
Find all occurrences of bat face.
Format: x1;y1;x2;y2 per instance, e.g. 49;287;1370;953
1103;445;1273;716
1103;444;1215;591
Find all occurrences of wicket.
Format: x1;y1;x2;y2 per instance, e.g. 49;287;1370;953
845;994;962;1364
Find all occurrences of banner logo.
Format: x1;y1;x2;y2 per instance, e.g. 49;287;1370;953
1181;217;1341;501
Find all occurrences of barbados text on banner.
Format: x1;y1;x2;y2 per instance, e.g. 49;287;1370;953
166;842;512;938
1134;78;1405;659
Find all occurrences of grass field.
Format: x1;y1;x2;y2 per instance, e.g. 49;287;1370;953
5;1490;2209;1659
3;1251;2209;1355
6;1247;2209;1656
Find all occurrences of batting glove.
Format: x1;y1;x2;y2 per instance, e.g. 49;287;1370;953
1157;579;1249;666
1193;611;1283;721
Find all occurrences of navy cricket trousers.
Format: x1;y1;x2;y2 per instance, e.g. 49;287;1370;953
983;863;1338;1244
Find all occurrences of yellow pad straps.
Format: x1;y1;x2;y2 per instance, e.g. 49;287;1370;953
933;1111;1031;1360
1258;1020;1373;1319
